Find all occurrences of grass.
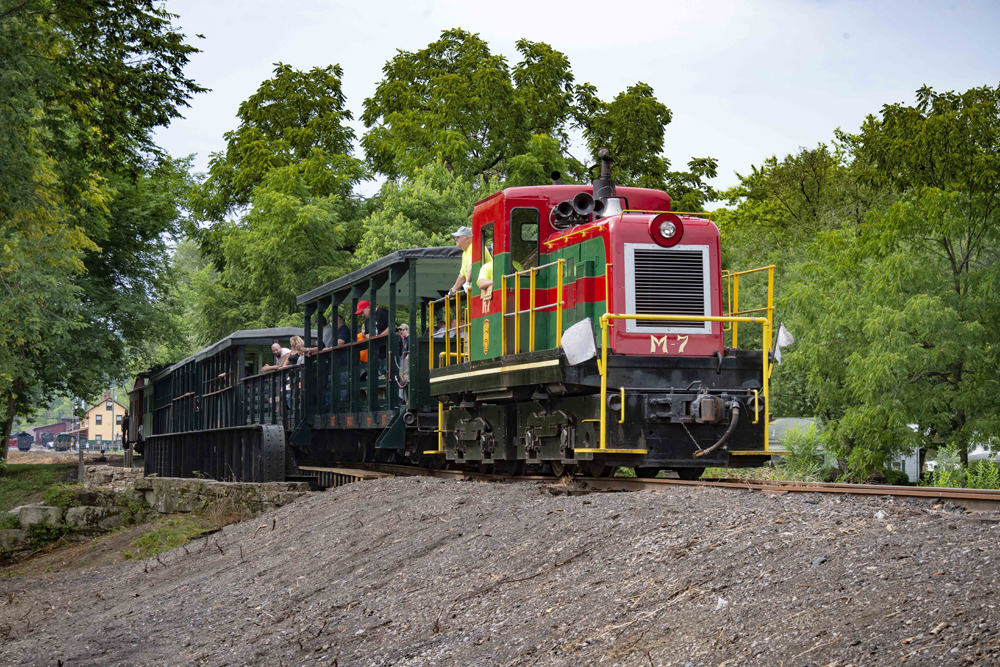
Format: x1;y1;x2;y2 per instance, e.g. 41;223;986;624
122;516;207;560
0;464;78;512
703;465;829;482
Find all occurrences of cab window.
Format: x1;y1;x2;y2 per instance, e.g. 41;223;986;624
480;222;494;263
511;208;539;272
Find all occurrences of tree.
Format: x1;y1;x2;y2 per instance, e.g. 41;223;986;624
576;81;717;208
194;63;364;222
353;162;497;267
722;85;1000;476
0;0;203;458
361;29;529;182
190;64;365;341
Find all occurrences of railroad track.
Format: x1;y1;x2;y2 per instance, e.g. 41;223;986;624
312;463;1000;513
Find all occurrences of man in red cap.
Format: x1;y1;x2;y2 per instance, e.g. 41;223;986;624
356;300;389;338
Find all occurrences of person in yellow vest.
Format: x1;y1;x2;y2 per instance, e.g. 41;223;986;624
478;255;494;305
448;226;492;294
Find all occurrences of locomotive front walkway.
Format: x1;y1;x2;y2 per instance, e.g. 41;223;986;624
0;476;996;666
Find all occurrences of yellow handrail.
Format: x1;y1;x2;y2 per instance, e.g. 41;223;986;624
590;313;772;456
502;259;566;355
500;273;507;356
722;265;775;350
529;266;536;352
555;259;564;347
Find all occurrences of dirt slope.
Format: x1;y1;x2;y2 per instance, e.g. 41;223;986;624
1;477;998;666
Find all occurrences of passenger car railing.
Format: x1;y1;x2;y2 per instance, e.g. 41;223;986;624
241;364;304;432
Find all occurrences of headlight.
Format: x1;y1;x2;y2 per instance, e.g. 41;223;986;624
648;213;684;247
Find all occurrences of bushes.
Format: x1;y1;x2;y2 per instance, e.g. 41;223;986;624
926;445;1000;489
966;460;1000;490
781;425;836;481
883;469;910;486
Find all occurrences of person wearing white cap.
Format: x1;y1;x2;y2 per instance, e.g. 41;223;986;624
449;226;474;294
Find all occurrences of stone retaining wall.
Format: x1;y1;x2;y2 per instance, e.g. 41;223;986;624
84;465;144;490
133;477;310;514
2;475;310;557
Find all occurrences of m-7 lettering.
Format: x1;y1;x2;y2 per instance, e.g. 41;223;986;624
650;335;669;353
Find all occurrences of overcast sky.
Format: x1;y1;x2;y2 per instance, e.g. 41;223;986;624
153;0;1000;200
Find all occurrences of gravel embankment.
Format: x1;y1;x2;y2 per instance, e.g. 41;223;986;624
1;476;998;666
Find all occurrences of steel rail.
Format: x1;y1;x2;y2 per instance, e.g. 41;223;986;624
335;463;1000;512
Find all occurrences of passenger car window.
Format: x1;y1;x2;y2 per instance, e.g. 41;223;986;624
511;208;539;271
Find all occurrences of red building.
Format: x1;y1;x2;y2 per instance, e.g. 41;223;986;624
32;419;72;446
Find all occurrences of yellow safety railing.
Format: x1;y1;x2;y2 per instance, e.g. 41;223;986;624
500;258;565;355
721;265;775;349
575;312;773;456
428;289;471;369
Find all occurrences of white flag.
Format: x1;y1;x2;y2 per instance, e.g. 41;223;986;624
773;323;795;364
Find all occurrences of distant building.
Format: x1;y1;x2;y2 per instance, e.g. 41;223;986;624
32;418;72;445
66;393;127;449
888;448;922;483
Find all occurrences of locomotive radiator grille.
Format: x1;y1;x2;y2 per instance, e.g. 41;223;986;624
624;244;711;334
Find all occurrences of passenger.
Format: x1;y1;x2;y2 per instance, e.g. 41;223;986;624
448;226;474;294
397;323;409;357
262;342;290;372
356;300;389;337
291;336;308;365
433;319;447;338
308;311;340;355
478;256;494;305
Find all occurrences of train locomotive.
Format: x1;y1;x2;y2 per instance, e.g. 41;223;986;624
133;151;781;485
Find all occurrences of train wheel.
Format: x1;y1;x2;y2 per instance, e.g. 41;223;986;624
585;460;612;477
674;467;706;481
477;462;494;474
634;467;661;479
495;459;526;477
550;461;566;477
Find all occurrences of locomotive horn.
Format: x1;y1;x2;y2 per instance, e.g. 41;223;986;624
555;200;575;219
572;192;595;216
592;199;606;217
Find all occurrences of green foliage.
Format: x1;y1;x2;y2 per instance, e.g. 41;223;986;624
354;162;497;267
26;522;67;550
42;483;85;510
0;512;19;529
883;469;910;486
188;64;365;342
0;1;203;454
781;424;832;479
195;63;364;221
361;29;530;182
932;445;966;488
721;84;1000;479
0;464;76;511
967;460;1000;490
123;516;206;560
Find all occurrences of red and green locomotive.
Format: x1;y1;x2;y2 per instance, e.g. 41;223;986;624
425;151;776;479
137;152;778;483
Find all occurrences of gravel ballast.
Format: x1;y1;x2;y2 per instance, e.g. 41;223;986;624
1;476;998;666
